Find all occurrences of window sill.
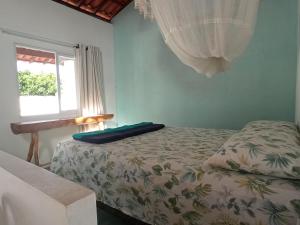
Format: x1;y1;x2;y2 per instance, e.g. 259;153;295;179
19;111;80;123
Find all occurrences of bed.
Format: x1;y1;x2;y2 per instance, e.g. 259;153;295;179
50;123;300;225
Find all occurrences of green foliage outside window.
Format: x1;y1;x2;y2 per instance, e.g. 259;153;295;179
18;71;57;96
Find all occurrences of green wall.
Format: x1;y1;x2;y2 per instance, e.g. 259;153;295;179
113;0;298;130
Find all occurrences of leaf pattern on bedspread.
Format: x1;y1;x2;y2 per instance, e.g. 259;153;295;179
50;127;300;225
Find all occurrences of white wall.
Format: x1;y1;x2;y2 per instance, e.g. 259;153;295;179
0;0;116;162
0;151;97;225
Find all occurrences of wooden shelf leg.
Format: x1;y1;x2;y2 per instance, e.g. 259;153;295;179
32;132;39;166
27;133;35;162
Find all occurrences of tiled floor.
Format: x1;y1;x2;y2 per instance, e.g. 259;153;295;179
97;209;128;225
97;207;149;225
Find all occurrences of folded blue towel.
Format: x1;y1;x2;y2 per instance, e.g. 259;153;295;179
73;123;165;144
73;122;153;139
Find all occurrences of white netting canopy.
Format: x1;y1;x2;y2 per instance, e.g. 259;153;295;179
135;0;260;77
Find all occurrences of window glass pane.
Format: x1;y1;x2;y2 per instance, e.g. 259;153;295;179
59;56;77;111
16;46;59;116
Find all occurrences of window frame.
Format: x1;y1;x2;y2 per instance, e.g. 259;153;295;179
15;43;80;122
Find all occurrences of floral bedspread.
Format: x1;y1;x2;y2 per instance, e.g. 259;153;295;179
50;127;300;225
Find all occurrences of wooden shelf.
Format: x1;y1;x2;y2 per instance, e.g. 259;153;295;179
11;114;114;134
10;114;114;166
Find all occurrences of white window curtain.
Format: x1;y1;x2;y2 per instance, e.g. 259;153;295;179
75;44;106;131
135;0;260;77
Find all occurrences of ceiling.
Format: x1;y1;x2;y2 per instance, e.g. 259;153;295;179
52;0;132;23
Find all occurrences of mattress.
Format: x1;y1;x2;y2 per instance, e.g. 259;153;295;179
51;127;300;225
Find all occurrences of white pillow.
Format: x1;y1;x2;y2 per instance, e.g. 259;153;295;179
205;121;300;179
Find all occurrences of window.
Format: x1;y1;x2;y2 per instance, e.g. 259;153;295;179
16;45;78;119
